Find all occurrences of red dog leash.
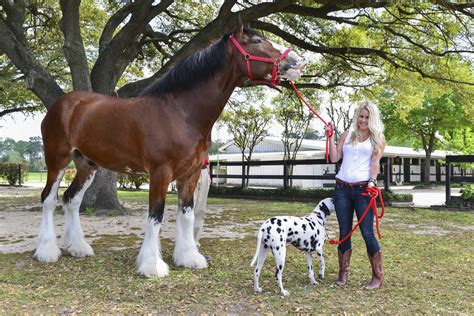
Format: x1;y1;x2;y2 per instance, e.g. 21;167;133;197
289;81;334;162
329;186;385;245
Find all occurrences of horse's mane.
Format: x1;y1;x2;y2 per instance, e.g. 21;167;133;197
140;29;263;97
140;35;229;97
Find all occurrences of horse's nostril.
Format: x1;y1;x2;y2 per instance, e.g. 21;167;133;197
288;56;297;65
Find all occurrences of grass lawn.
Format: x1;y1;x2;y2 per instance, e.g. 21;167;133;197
0;188;473;314
22;172;47;182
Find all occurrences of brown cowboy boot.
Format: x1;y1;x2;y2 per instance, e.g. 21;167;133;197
365;251;384;289
336;249;352;286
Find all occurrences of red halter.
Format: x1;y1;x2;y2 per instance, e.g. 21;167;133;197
230;35;292;87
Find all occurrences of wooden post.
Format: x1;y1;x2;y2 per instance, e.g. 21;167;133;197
209;162;214;186
445;159;451;205
18;164;22;187
383;158;390;192
436;160;441;183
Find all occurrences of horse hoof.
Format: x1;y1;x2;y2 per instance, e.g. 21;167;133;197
138;259;169;278
66;240;94;258
173;250;208;269
34;245;61;262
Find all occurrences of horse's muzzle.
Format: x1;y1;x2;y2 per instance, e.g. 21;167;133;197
281;55;306;81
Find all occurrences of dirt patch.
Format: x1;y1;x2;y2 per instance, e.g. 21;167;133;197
0;200;264;254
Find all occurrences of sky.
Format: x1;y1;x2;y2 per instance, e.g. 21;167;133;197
0;112;43;141
0;111;278;144
0;111;239;143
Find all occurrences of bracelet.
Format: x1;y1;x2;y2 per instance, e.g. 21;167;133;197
368;177;377;184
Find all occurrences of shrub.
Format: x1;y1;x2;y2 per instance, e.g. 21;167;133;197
116;172;149;190
63;168;77;186
0;163;28;185
460;184;473;201
208;186;412;203
128;174;149;190
116;173;130;189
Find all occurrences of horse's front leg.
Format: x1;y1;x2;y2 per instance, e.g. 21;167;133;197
173;171;208;269
137;169;171;278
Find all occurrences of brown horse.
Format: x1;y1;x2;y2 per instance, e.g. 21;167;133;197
35;20;304;278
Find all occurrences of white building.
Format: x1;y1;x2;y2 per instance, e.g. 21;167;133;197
210;136;461;188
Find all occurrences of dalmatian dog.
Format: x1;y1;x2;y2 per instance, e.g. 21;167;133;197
250;198;334;296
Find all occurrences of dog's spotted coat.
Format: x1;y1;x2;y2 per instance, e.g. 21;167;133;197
250;198;334;296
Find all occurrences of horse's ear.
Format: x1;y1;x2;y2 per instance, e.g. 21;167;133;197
234;14;244;37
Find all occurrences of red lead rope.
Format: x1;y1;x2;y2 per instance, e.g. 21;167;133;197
289;81;334;162
329;186;385;245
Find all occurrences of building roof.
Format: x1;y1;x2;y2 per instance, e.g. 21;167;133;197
214;136;451;161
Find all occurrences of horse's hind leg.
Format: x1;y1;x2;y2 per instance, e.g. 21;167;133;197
35;155;70;262
62;151;97;258
173;171;207;269
137;168;172;278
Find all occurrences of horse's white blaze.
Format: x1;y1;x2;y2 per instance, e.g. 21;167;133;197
62;170;96;258
271;41;304;65
137;217;169;278
34;168;66;262
173;204;207;269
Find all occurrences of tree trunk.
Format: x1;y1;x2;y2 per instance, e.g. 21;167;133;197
245;159;250;188
424;155;432;185
288;164;294;187
241;152;245;188
80;168;123;214
245;152;254;188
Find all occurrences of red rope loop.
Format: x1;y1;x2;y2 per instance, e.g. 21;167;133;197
329;186;385;245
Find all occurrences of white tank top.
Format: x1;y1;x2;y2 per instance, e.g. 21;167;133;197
336;131;373;183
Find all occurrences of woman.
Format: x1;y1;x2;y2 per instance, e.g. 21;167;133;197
326;100;386;289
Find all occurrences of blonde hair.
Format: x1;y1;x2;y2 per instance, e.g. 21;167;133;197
349;100;385;156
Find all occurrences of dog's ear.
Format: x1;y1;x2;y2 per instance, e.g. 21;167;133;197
320;202;331;216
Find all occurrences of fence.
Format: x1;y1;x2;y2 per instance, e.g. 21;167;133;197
445;155;474;205
209;157;391;191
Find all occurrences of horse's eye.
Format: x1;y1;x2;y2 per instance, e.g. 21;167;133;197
253;39;262;44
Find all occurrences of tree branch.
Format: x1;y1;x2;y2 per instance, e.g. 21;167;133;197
0;105;43;118
59;0;92;91
98;2;135;53
0;17;63;109
91;0;174;94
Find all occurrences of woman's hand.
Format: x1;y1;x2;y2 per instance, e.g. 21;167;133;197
368;177;377;187
324;125;333;138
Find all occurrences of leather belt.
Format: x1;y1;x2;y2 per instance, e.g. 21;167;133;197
336;178;368;186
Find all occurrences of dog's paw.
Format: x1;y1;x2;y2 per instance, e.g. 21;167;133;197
311;280;319;286
318;273;324;280
280;289;290;296
254;286;262;293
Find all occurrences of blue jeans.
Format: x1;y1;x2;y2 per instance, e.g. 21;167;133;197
334;181;381;256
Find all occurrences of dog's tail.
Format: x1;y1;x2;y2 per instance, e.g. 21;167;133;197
250;227;264;267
